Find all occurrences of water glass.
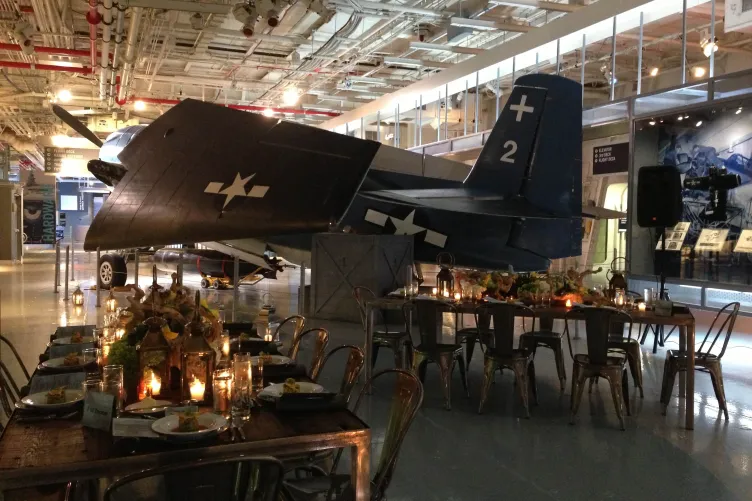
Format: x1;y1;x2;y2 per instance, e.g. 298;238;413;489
212;369;232;416
82;348;100;366
102;365;124;412
252;358;264;394
232;353;252;420
82;376;102;394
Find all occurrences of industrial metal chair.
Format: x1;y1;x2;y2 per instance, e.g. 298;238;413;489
518;316;566;392
566;307;632;431
607;315;644;398
353;286;411;369
274;315;307;355
103;456;284;501
283;369;424;501
310;345;366;404
476;303;538;418
289;328;330;380
406;299;468;410
660;301;739;421
0;335;31;418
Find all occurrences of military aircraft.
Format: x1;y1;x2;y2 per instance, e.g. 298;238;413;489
55;73;622;286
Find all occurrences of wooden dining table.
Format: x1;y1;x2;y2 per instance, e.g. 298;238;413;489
365;297;696;430
0;342;371;500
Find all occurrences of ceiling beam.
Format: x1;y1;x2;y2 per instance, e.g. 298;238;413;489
450;17;533;32
487;0;582;13
410;41;485;54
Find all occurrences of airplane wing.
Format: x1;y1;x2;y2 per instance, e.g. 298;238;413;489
84;99;380;250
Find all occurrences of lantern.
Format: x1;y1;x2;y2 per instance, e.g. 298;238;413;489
71;284;84;306
436;252;455;297
137;291;171;399
181;291;214;404
105;290;117;313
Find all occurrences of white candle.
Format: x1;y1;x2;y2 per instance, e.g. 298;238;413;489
442;290;450;298
189;376;205;401
431;287;438;296
149;372;162;395
264;333;273;342
565;299;572;308
638;302;646;312
222;339;230;357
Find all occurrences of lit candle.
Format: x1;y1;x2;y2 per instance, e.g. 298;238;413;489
149;372;162;396
638;302;646;312
454;292;461;301
115;328;125;340
264;333;273;342
189;376;205;401
443;290;450;298
222;338;230;357
616;295;625;306
565;299;572;308
432;287;438;296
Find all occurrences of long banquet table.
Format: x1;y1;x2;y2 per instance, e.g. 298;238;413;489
0;338;371;500
365;298;696;430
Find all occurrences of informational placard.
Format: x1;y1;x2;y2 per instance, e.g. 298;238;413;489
734;229;752;252
655;231;687;251
82;391;115;431
43;147;98;175
592;143;629;175
21;170;56;244
695;228;729;252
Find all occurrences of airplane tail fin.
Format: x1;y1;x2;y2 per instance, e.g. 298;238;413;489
464;74;582;218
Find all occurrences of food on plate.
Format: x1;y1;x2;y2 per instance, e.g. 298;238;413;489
132;397;157;410
258;352;273;364
46;387;67;404
62;353;80;366
70;332;84;343
282;378;300;394
177;411;200;432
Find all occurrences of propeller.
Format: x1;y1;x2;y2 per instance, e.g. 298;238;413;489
51;104;103;148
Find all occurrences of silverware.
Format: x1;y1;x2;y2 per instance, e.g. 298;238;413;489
17;410;78;423
236;424;246;441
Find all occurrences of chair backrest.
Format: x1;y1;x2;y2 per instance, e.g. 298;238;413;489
273;315;306;353
352;286;376;331
0;335;31;383
564;307;633;365
404;299;458;349
334;369;424;501
103;456;284;501
698;301;740;359
288;328;329;378
475;303;536;357
310;344;365;404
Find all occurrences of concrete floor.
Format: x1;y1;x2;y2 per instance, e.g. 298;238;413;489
2;248;752;500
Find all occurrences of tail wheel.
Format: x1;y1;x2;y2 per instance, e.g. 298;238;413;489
200;278;210;289
211;280;221;289
99;254;127;290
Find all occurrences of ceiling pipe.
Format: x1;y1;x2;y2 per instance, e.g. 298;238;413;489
116;6;143;104
487;0;581;13
130;97;342;117
99;0;113;102
108;6;125;108
0;60;92;73
86;0;101;71
326;0;451;17
0;43;90;57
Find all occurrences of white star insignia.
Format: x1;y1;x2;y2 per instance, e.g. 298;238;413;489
364;209;447;248
204;173;269;209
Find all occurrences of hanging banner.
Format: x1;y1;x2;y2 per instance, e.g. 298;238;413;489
22;170;56;244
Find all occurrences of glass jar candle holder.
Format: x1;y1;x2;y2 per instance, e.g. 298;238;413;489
102;365;124;413
212;369;232;416
232;353;252;420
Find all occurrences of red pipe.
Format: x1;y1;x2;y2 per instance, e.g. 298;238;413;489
0;43;92;58
131;97;341;117
0;60;92;74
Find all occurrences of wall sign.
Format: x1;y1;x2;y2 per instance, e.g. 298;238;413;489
22;171;56;244
734;229;752;252
694;228;729;252
593;143;629;175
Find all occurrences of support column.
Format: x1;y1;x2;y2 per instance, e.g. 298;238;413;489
232;256;239;322
64;245;70;301
134;250;139;288
298;262;306;316
95;247;101;307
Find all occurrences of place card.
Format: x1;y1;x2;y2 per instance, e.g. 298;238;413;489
112;418;159;438
82;391;115;431
29;372;86;394
734;229;752;253
50;342;95;358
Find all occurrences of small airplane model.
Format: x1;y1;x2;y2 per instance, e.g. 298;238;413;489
54;73;623;283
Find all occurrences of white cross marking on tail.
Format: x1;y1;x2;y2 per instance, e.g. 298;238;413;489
509;94;534;122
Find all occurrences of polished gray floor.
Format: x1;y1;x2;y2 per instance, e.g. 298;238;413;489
2;249;752;500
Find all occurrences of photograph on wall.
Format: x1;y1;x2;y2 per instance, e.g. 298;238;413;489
21;170;56;244
734;229;752;253
694;228;729;252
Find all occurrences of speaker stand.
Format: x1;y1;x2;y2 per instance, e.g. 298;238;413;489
659;227;667;300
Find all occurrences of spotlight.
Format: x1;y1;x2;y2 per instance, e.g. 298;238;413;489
282;88;299;106
701;36;719;58
696;120;703;127
134;100;146;111
56;89;72;102
649;120;656;126
736;107;743;115
263;108;274;117
649;67;659;77
694;67;706;78
677;116;684;121
13;21;34;56
685;115;689;119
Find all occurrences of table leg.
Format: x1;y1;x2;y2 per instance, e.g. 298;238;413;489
686;322;695;430
678;326;686;398
351;433;371;501
365;304;374;393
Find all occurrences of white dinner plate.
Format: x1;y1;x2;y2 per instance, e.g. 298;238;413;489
52;336;96;345
124;399;173;415
21;389;85;410
258;381;324;401
41;356;89;370
151;413;227;442
250;355;292;366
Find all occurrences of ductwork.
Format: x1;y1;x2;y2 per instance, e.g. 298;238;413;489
109;6;125;108
0;129;44;169
86;0;101;71
116;6;143;104
99;0;114;101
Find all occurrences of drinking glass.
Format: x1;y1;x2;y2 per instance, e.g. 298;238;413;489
252;358;264;394
102;365;124;412
212;369;232;416
82;376;102;394
82;348;100;366
232;353;252;420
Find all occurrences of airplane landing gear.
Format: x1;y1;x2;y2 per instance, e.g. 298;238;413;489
199;275;233;289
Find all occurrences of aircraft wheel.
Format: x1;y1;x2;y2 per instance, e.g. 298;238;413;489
200;278;210;289
99;254;127;290
211;280;221;289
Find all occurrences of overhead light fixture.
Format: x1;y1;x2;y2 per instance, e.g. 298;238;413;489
649;67;659;77
696;120;703;127
134;100;146;111
677;116;684;121
282;88;299;106
649;120;656;126
736;107;743;115
685;115;689;119
700;34;719;58
383;56;423;68
693;66;706;78
262;108;274;117
409;41;485;55
57;89;72;103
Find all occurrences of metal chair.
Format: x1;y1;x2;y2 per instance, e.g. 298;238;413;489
0;335;31;417
565;307;633;431
518;315;567;392
283;369;424;501
476;303;538;418
607;316;644;398
103;456;284;501
289;328;330;379
353;286;411;369
310;345;366;404
406;299;468;410
660;301;739;421
274;315;307;355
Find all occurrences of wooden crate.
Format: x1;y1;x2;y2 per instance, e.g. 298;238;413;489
311;234;413;322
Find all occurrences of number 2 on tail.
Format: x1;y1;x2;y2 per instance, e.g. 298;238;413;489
500;140;517;164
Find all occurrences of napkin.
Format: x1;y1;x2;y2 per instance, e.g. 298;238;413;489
112;418;159;438
29;372;86;394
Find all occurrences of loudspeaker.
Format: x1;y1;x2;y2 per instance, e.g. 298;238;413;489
637;166;682;228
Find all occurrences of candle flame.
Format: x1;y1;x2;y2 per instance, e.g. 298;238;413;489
565;299;572;308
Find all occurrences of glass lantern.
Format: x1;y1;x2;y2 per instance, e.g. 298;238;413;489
436;252;455;297
105;290;117;313
137;294;171;399
71;284;85;306
181;291;214;404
